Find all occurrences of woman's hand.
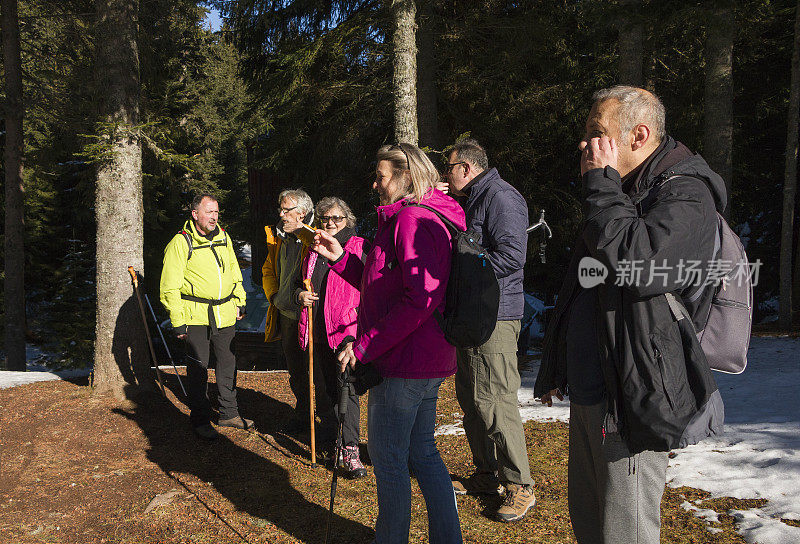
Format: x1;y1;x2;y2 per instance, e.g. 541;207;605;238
337;341;358;373
298;290;318;307
312;229;344;262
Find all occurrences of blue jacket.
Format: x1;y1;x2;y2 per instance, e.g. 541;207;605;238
461;168;528;320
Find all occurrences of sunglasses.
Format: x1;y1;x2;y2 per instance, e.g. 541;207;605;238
320;215;346;224
394;143;411;170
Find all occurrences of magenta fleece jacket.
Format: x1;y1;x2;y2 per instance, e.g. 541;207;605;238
330;189;466;379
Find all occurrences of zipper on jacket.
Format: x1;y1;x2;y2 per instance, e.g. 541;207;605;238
713;297;749;310
215;247;223;326
653;346;675;411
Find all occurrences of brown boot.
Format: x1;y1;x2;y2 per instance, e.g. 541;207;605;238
452;471;503;496
218;416;254;430
496;484;536;522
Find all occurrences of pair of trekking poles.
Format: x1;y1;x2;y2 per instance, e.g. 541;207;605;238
128;267;187;398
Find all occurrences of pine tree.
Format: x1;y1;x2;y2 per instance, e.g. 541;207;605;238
92;0;150;397
2;0;26;371
392;0;418;145
780;0;800;329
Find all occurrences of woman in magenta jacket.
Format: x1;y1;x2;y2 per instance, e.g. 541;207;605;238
297;196;367;478
313;143;465;544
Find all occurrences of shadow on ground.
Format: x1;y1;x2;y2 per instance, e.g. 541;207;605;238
114;376;373;544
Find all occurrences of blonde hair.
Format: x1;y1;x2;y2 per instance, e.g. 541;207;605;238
376;143;440;203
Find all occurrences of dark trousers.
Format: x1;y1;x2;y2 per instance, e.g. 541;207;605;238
318;340;360;446
185;324;239;427
280;314;330;422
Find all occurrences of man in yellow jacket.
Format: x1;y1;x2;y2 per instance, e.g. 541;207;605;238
160;194;249;440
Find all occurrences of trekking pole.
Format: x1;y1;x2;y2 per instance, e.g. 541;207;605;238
143;292;188;397
303;278;317;466
128;267;166;396
325;366;351;544
526;209;553;264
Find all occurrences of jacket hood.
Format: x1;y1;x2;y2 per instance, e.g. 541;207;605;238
637;136;728;215
377;188;467;231
667;154;728;215
184;219;225;243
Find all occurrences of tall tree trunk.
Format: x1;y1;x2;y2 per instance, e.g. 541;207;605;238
2;0;27;371
392;0;418;145
703;4;734;216
617;0;644;86
92;0;150;398
416;1;439;149
780;0;800;330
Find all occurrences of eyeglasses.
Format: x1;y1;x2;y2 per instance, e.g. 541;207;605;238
320;215;346;224
443;161;466;174
394;143;411;171
278;205;297;215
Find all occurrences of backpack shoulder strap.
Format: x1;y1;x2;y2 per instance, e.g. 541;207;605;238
181;230;193;260
403;203;462;235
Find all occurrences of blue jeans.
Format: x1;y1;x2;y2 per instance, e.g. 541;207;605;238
368;377;463;544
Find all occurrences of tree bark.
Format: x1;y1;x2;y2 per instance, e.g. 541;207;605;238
2;0;27;371
780;0;800;330
617;0;644;86
703;4;734;216
416;1;439;149
92;0;150;398
392;0;418;146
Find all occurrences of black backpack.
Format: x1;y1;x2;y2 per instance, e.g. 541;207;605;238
406;203;500;348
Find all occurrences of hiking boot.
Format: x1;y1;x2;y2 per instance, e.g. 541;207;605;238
496;484;536;522
342;444;367;479
193;423;219;440
452;471;503;496
218;416;254;430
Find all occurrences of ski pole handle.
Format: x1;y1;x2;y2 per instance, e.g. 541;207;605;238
339;367;350;416
128;266;139;288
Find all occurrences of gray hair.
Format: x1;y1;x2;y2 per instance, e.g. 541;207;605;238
316;196;356;228
191;192;218;211
452;138;488;171
592;86;666;143
278;188;314;216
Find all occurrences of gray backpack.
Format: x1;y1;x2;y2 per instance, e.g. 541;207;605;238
664;207;753;374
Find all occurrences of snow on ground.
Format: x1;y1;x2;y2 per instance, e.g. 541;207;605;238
436;336;800;544
4;337;799;542
0;346;90;390
666;336;800;544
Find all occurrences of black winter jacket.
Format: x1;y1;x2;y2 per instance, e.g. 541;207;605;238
461;168;529;320
535;137;726;454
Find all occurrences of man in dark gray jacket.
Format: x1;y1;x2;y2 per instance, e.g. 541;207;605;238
536;86;725;543
443;139;534;522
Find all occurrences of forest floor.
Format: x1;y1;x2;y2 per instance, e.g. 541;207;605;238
0;369;770;544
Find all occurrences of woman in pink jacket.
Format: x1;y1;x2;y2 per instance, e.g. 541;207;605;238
313;143;465;544
297;196;367;478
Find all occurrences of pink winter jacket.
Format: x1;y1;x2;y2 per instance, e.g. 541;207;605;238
298;235;365;351
329;190;466;379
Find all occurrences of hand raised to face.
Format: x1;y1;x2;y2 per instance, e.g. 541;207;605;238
578;135;618;177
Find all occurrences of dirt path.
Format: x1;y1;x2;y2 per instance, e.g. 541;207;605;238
0;372;758;543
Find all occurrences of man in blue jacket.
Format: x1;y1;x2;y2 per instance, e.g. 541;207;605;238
443;139;535;522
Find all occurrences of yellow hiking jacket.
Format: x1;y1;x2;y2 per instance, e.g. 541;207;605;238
160;220;246;329
261;225;310;342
